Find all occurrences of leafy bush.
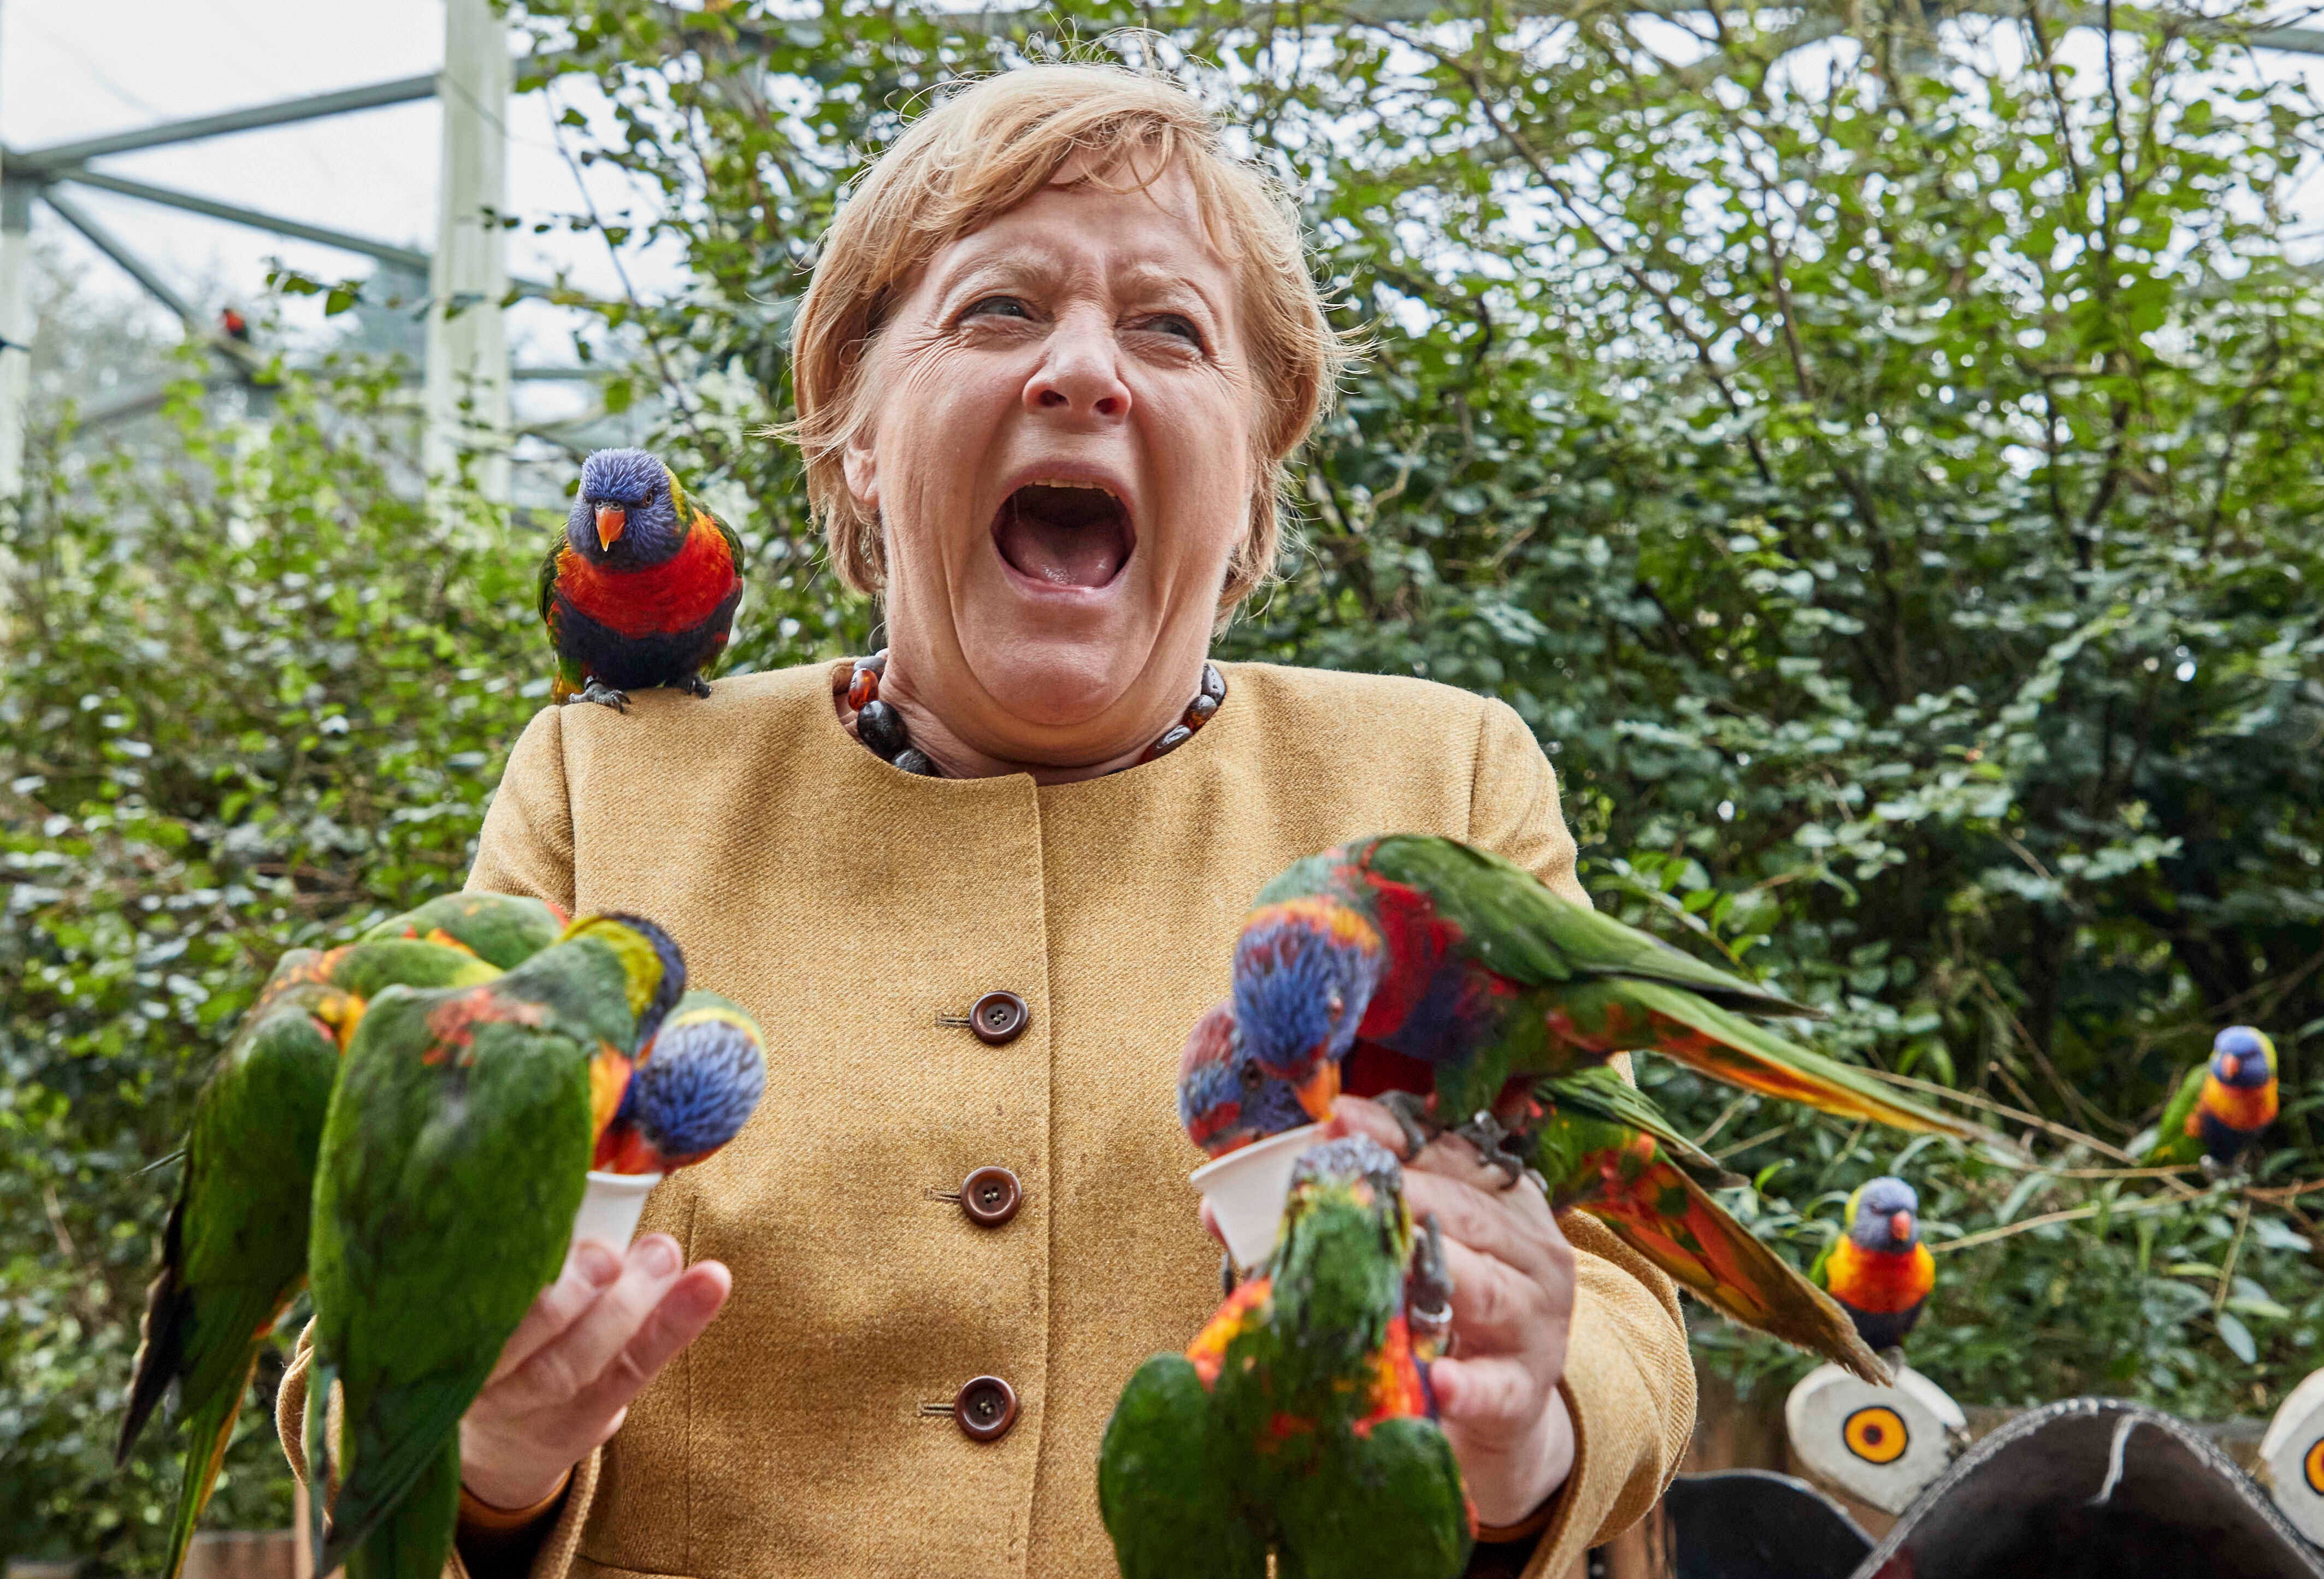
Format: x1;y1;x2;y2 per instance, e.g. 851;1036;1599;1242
7;1;2324;1566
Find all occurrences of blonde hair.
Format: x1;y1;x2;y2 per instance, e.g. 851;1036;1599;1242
786;61;1347;608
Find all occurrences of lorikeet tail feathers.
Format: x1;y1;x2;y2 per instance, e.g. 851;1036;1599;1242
318;1370;485;1577
1621;981;1985;1142
158;1356;262;1579
343;1436;463;1579
1580;1153;1887;1383
115;1199;189;1467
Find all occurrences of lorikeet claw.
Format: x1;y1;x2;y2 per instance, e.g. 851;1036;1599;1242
1376;1089;1441;1159
680;675;712;699
1220;1250;1240;1298
1452;1109;1529;1188
1407;1212;1455;1362
575;680;631;712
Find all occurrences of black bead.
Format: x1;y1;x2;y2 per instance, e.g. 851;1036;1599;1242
857;699;908;759
854;648;889;676
1198;663;1225;703
1141;724;1194;763
893;747;940;777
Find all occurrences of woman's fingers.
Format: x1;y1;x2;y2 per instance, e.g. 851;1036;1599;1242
512;1235;688;1399
489;1238;624;1384
1400;1167;1571;1293
1430;1353;1553;1436
570;1261;732;1421
1429;1237;1558;1353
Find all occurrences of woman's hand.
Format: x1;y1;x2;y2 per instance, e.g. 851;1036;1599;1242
1329;1097;1577;1528
457;1234;732;1511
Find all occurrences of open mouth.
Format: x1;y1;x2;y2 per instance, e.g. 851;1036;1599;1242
992;480;1134;590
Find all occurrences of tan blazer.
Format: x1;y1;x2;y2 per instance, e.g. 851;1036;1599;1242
279;659;1695;1578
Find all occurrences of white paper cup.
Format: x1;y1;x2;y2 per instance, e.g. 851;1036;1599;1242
1189;1123;1324;1271
570;1169;664;1253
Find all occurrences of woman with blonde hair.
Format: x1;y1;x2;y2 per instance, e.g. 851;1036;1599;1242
282;59;1694;1579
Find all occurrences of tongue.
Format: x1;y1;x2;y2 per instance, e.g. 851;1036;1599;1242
995;490;1129;588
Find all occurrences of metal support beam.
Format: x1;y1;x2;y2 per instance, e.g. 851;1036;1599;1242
39;188;259;380
425;0;511;505
7;74;439;175
59;169;433;276
0;178;31;499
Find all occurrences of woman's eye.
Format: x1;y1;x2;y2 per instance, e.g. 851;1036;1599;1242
1143;313;1201;344
963;295;1033;321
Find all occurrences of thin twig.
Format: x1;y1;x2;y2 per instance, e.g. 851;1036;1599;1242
2214;1198;2252;1315
1934;1192;2187;1253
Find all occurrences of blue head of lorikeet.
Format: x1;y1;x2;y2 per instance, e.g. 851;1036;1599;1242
597;994;768;1173
571;448;687;569
2210;1025;2276;1092
1231;894;1384;1123
1178;1002;1316;1157
1848;1176;1921;1254
561;912;687;1047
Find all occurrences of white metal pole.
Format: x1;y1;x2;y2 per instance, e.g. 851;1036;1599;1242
424;0;510;508
0;0;32;502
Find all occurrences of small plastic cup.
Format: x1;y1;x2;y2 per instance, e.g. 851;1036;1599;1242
569;1168;664;1253
1189;1123;1323;1271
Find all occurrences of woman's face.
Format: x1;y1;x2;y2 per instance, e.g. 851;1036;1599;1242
844;160;1255;758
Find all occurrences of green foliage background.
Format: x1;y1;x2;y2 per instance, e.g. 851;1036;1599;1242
6;2;2323;1566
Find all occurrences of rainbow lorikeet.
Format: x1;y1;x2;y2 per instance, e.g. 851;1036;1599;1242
1811;1176;1933;1355
2142;1026;2280;1178
1099;1135;1471;1579
358;892;570;971
593;991;769;1174
305;914;685;1579
540;447;743;711
1182;1007;1886;1382
117;938;499;1579
1231;835;1981;1171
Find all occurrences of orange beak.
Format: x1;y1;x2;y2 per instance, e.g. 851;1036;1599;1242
2219;1053;2242;1081
595;504;626;550
1890;1211;1913;1241
1292;1057;1341;1123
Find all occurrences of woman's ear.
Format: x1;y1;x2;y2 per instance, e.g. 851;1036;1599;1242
841;431;881;519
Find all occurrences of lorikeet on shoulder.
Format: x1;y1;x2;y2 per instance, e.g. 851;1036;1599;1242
1182;1009;1886;1382
306;914;685;1579
1812;1176;1934;1356
358;892;569;971
1099;1135;1471;1579
2143;1026;2279;1177
1231;835;1982;1171
117;938;498;1579
540;447;743;711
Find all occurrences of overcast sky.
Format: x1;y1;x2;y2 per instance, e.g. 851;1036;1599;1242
1;0;678;378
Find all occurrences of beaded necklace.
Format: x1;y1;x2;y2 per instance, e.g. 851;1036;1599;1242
845;649;1228;779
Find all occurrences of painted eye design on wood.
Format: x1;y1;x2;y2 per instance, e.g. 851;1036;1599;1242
1844;1404;1910;1465
2305;1436;2324;1496
2254;1367;2324;1542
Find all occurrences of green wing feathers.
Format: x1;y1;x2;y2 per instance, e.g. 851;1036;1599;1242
1573;1142;1886;1382
1099;1356;1267;1579
2141;1065;2209;1165
1364;835;1824;1018
1272;1417;1473;1579
1615;980;1981;1140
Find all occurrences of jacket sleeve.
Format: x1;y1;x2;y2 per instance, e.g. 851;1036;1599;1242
468;705;577;912
1466;696;1700;1576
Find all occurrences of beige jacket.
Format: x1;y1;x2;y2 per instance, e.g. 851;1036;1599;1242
280;659;1694;1578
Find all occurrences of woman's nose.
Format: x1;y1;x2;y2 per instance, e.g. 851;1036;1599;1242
1023;315;1131;422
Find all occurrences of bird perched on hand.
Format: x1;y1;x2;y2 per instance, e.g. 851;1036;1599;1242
594;991;768;1174
540;447;743;711
305;913;684;1579
117;938;498;1579
1231;835;1980;1170
1812;1176;1934;1357
358;892;569;971
1100;1135;1471;1579
1183;1010;1886;1382
2143;1026;2280;1179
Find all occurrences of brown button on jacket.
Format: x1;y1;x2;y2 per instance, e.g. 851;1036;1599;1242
278;659;1695;1579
